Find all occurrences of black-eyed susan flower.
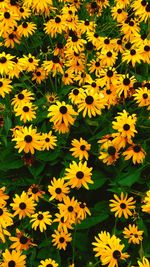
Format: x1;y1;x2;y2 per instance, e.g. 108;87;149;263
132;0;150;22
48;101;78;127
18;5;31;19
0;52;15;76
77;89;105;118
9;228;36;251
11;89;34;108
133;257;150;267
92;231;129;266
73;71;91;86
112;110;137;143
99;49;118;67
123;224;143;244
27;184;45;202
3;30;20;48
98;140;120;165
111;4;127;23
1;249;26;267
141;190;150;214
62;71;74;85
46;92;58;104
64;161;93;189
99;67;119;88
10;191;36;219
116;74;135;98
48;177;70;202
0;205;13;228
19;54;39;72
58;196;78;222
53;213;74;232
44;16;66;37
0;78;12;98
70;137;91;160
14;102;37;123
76;202;91;221
38;258;59;267
53;120;70;134
17;21;36;37
0;187;9;206
133;87;150;107
88;59;102;76
65;35;86;54
52;229;72;250
109;192;136;219
42;56;64;76
31;0;54;16
122;144;146;164
0;10;19;33
32;67;48;84
30;211;52;232
68;87;85;104
122;47;142;67
41;131;57;151
12;125;42;154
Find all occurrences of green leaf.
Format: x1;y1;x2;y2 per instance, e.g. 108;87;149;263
28;161;45;177
36;150;60;162
117;167;143;187
89;170;107;190
4;116;12;134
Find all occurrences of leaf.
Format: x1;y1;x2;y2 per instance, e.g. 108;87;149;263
28;161;45;177
36;150;61;162
117;167;143;187
76;201;109;229
4;116;12;134
89;170;107;190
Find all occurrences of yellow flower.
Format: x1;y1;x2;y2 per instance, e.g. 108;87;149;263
70;137;91;160
64;161;93;190
30;211;52;232
109;192;136;219
41;131;57;150
0;52;15;76
0;78;12;98
123;224;143;244
39;258;59;267
122;144;146;164
14;102;37;123
12;125;42;154
52;229;72;250
9;228;36;251
10;191;36;219
48;177;70;202
17;21;36;37
141;190;150;214
1;249;26;267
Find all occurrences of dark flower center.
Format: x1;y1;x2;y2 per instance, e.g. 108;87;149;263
64;73;68;77
117;8;122;13
107;51;112;57
0;81;3;87
129;21;134;26
91;1;97;8
141;0;147;6
107;70;113;77
113;250;121;259
20;235;28;244
144;82;150;89
55;188;62;194
46;264;53;267
104;38;110;44
106;89;111;95
8;260;16;267
80;145;86;151
19;202;26;210
37;214;44;220
0;57;7;64
146;3;150;12
117;39;122;45
72;35;78;42
130;49;136;55
22;22;28;28
81;72;86;78
133;145;141;153
85;95;94;104
20;7;24;12
36;71;41;76
143;93;148;99
60;217;64;223
76;171;84;179
85;20;90;25
123;78;130;85
123;123;130;131
52;56;60;63
120;203;126;209
73;89;79;95
9;33;15;39
55;17;61;23
28;58;33;63
94;33;98;38
144;45;150;52
24;135;33;143
59;237;65;243
68;206;74;212
0;208;3;215
32;187;39;194
91;82;96;87
4;12;10;19
95;61;100;67
23;106;29;112
108;146;116;155
18;93;24;100
59;106;67;114
125;42;132;50
45;138;50;142
80;203;85;209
